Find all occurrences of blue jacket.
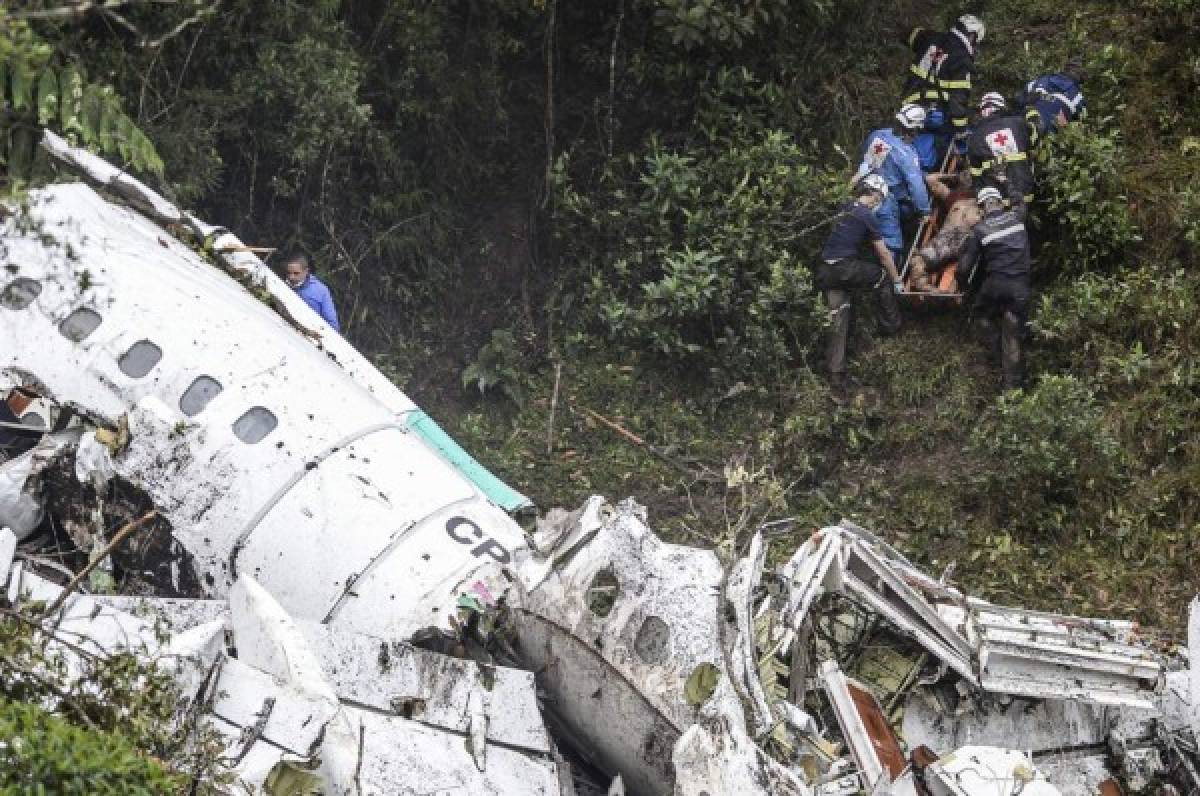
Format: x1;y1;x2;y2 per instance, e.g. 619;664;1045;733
293;274;340;332
854;128;932;216
1019;73;1085;137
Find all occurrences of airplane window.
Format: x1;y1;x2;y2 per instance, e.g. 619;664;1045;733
20;413;47;429
179;376;223;417
0;278;41;310
118;340;163;379
233;407;278;444
59;307;103;342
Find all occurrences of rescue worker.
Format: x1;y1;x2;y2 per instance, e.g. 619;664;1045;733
903;14;986;170
909;169;982;292
967;92;1037;203
852;104;932;263
958;178;1030;390
285;254;341;332
1019;56;1087;138
816;174;903;402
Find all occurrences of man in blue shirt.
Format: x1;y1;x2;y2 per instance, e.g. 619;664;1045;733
1019;56;1086;138
852;105;933;263
816;174;903;402
285;254;340;332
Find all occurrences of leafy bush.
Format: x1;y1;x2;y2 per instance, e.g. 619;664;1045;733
1033;267;1199;390
1033;121;1139;273
0;609;230;794
1;23;163;183
554;70;838;381
0;699;184;795
462;328;528;406
966;375;1124;530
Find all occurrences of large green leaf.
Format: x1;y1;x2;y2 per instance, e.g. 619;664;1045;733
11;60;34;112
98;101;118;152
683;662;721;707
36;68;59;127
60;65;85;138
80;84;105;147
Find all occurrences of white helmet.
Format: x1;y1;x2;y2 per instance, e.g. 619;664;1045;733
895;103;927;132
979;91;1006;112
977;186;1003;205
860;173;889;198
957;14;986;43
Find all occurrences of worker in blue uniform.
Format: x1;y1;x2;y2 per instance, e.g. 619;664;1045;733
852;104;933;263
1019;56;1086;138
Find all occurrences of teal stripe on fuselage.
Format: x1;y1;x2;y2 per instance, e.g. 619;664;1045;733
404;410;533;514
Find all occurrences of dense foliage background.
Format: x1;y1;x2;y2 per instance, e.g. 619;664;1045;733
4;0;1200;699
5;0;1200;788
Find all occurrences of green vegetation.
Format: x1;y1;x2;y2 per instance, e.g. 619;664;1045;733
0;603;229;793
0;699;183;795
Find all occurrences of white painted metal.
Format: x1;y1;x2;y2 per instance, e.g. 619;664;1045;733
0;181;527;638
671;723;811;796
0;527;14;582
819;660;886;791
925;746;1062;796
1190;597;1200;746
968;600;1162;708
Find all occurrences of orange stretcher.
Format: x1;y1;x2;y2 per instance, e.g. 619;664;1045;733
898;149;965;303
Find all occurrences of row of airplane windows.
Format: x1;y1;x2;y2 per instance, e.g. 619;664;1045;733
2;276;278;444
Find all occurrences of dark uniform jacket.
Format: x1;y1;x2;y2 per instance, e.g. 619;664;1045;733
967;114;1038;201
959;188;1030;281
1019;72;1086;137
902;27;976;131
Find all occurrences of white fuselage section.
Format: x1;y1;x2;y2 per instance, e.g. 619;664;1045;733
1;183;524;639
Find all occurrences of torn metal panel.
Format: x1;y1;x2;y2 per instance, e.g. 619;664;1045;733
90;592;554;755
968;600;1162;708
925;746;1062;796
92;595;231;635
346;707;566;795
512;497;718;795
671;722;811;796
0;527;15;581
513;497;797;796
1191;597;1200;746
208;657;337;757
819;660;905;791
780;529;847;630
1034;753;1120;796
900;691;1119;756
726;531;777;735
296;622;552;754
841;538;975;683
0;430;79;539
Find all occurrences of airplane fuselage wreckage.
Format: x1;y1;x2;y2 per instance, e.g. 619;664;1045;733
2;133;1199;796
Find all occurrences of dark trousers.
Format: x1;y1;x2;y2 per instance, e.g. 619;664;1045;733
973;274;1030;389
816;258;901;378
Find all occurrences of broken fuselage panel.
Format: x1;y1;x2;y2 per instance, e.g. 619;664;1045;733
1;180;527;639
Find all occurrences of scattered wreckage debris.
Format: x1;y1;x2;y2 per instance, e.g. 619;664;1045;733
512;506;1200;795
5;132;1200;795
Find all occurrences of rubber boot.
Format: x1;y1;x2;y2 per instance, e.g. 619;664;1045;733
830;370;849;406
1000;310;1024;390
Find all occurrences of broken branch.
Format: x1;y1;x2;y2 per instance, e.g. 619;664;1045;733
546;361;563;454
43;510;159;616
576;404;716;481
